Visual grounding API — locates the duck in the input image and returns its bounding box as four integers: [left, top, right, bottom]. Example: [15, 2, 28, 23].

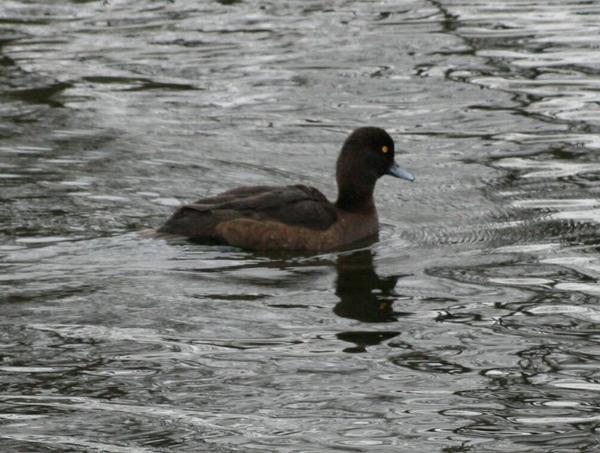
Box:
[157, 127, 415, 251]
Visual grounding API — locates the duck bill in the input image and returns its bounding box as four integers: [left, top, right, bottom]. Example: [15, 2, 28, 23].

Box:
[387, 161, 415, 181]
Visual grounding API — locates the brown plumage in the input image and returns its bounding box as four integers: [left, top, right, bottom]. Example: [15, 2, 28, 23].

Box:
[157, 127, 415, 251]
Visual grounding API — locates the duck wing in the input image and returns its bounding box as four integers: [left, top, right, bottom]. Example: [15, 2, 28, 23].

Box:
[157, 184, 337, 241]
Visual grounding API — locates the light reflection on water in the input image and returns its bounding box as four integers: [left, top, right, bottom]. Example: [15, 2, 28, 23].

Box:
[2, 0, 600, 451]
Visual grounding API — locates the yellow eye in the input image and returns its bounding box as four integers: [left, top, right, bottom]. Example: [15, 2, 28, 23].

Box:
[381, 145, 389, 153]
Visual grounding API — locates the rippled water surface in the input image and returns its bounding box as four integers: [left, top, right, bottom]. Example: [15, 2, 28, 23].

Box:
[2, 0, 600, 451]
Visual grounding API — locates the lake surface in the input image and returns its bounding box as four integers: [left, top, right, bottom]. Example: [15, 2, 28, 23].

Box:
[2, 0, 600, 451]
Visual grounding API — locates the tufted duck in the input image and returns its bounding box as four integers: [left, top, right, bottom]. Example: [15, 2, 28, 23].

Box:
[157, 127, 414, 251]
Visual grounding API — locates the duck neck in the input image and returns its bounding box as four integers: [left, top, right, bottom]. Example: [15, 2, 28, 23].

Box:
[335, 182, 376, 213]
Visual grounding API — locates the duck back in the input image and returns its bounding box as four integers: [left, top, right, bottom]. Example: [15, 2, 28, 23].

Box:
[157, 184, 338, 244]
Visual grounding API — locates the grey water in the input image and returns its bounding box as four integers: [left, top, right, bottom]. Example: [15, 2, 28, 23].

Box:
[2, 0, 600, 451]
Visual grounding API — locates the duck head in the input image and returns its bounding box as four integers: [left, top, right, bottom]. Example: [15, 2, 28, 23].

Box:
[335, 127, 415, 211]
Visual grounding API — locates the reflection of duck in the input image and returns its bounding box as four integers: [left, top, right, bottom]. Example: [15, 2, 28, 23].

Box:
[336, 330, 400, 354]
[334, 249, 406, 352]
[157, 127, 414, 251]
[334, 249, 407, 323]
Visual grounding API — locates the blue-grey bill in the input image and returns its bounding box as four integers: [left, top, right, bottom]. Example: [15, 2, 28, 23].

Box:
[387, 161, 415, 181]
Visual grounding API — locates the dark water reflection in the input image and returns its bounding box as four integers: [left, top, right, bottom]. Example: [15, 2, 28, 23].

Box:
[3, 0, 600, 451]
[335, 249, 405, 324]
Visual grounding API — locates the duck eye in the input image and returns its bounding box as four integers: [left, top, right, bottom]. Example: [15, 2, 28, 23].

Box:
[381, 145, 389, 153]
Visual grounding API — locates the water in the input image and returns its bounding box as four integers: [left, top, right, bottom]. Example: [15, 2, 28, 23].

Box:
[2, 0, 600, 451]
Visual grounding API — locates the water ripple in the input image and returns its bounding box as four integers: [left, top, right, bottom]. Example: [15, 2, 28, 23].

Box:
[3, 0, 600, 451]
